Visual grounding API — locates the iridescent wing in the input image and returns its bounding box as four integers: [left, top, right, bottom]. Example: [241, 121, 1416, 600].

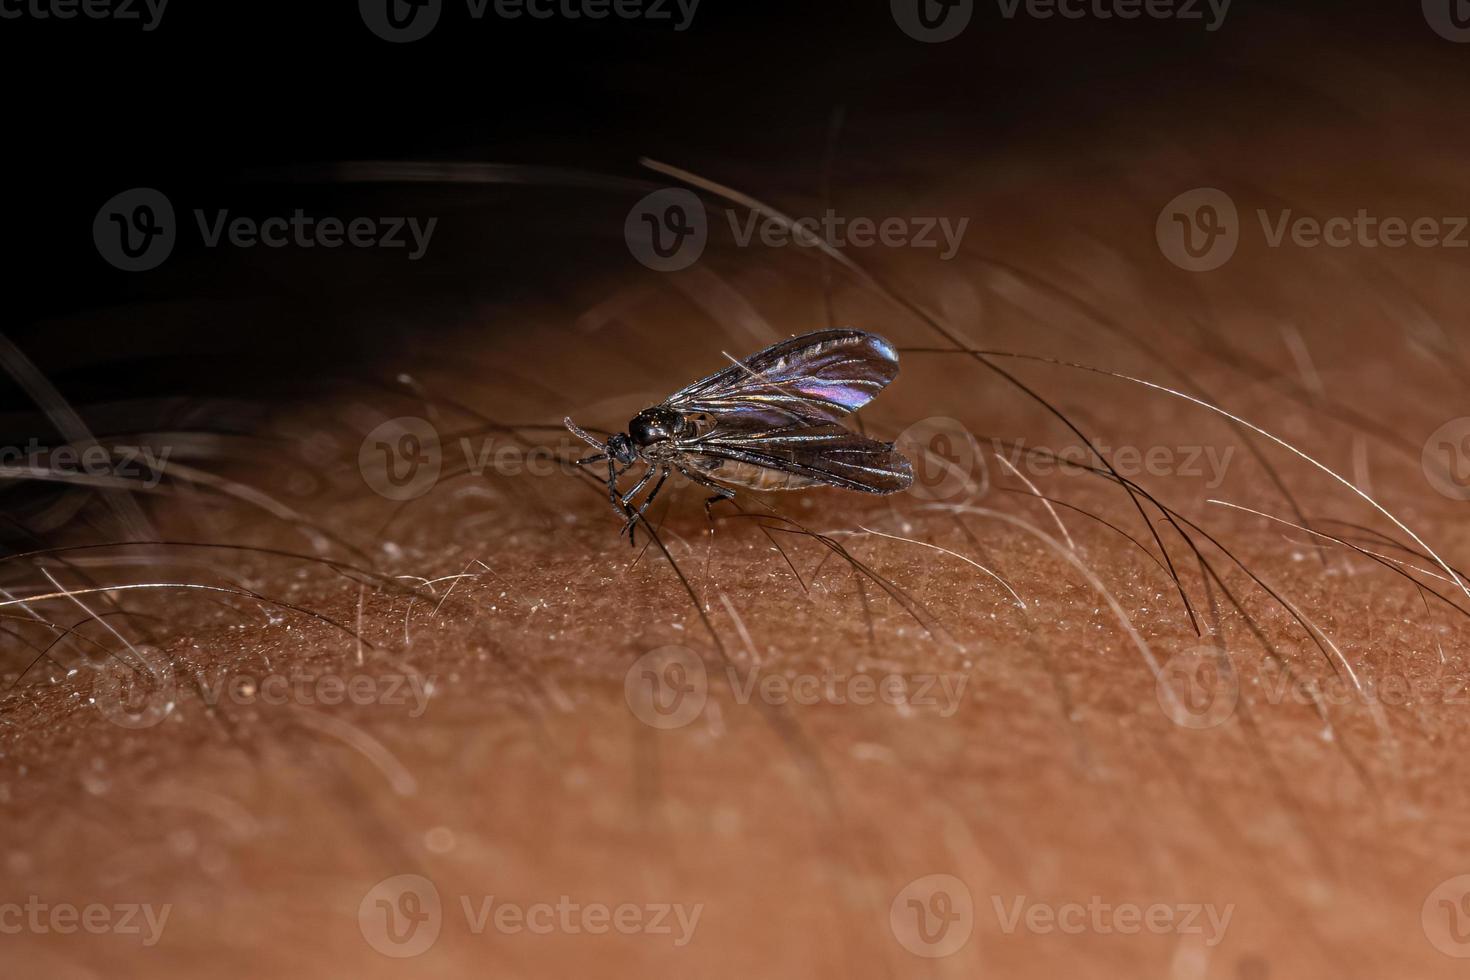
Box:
[662, 329, 901, 427]
[678, 419, 913, 494]
[661, 329, 911, 494]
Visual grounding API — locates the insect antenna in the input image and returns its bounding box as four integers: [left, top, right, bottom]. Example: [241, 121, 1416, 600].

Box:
[563, 416, 606, 451]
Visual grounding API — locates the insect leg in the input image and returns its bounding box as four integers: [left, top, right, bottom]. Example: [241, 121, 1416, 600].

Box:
[575, 453, 607, 466]
[619, 463, 659, 510]
[673, 463, 736, 517]
[607, 456, 633, 520]
[621, 466, 670, 539]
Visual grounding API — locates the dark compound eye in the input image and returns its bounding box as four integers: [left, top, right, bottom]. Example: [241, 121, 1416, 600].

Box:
[608, 434, 637, 464]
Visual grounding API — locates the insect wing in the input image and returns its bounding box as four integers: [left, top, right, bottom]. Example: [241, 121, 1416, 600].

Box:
[680, 419, 914, 494]
[663, 329, 900, 426]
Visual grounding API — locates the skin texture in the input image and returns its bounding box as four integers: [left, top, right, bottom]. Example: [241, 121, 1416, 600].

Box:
[6, 5, 1470, 978]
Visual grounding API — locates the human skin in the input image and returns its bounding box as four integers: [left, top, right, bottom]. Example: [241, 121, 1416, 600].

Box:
[6, 7, 1470, 979]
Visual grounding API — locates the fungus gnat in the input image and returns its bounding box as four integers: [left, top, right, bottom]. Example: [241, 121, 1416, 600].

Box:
[566, 329, 913, 541]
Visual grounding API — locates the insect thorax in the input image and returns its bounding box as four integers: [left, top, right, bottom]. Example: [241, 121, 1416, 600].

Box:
[628, 406, 690, 447]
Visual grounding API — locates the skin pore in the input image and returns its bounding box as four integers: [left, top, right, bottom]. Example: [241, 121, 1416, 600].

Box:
[5, 7, 1470, 979]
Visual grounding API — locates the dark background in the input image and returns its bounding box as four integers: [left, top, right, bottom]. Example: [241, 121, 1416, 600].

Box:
[0, 0, 1453, 394]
